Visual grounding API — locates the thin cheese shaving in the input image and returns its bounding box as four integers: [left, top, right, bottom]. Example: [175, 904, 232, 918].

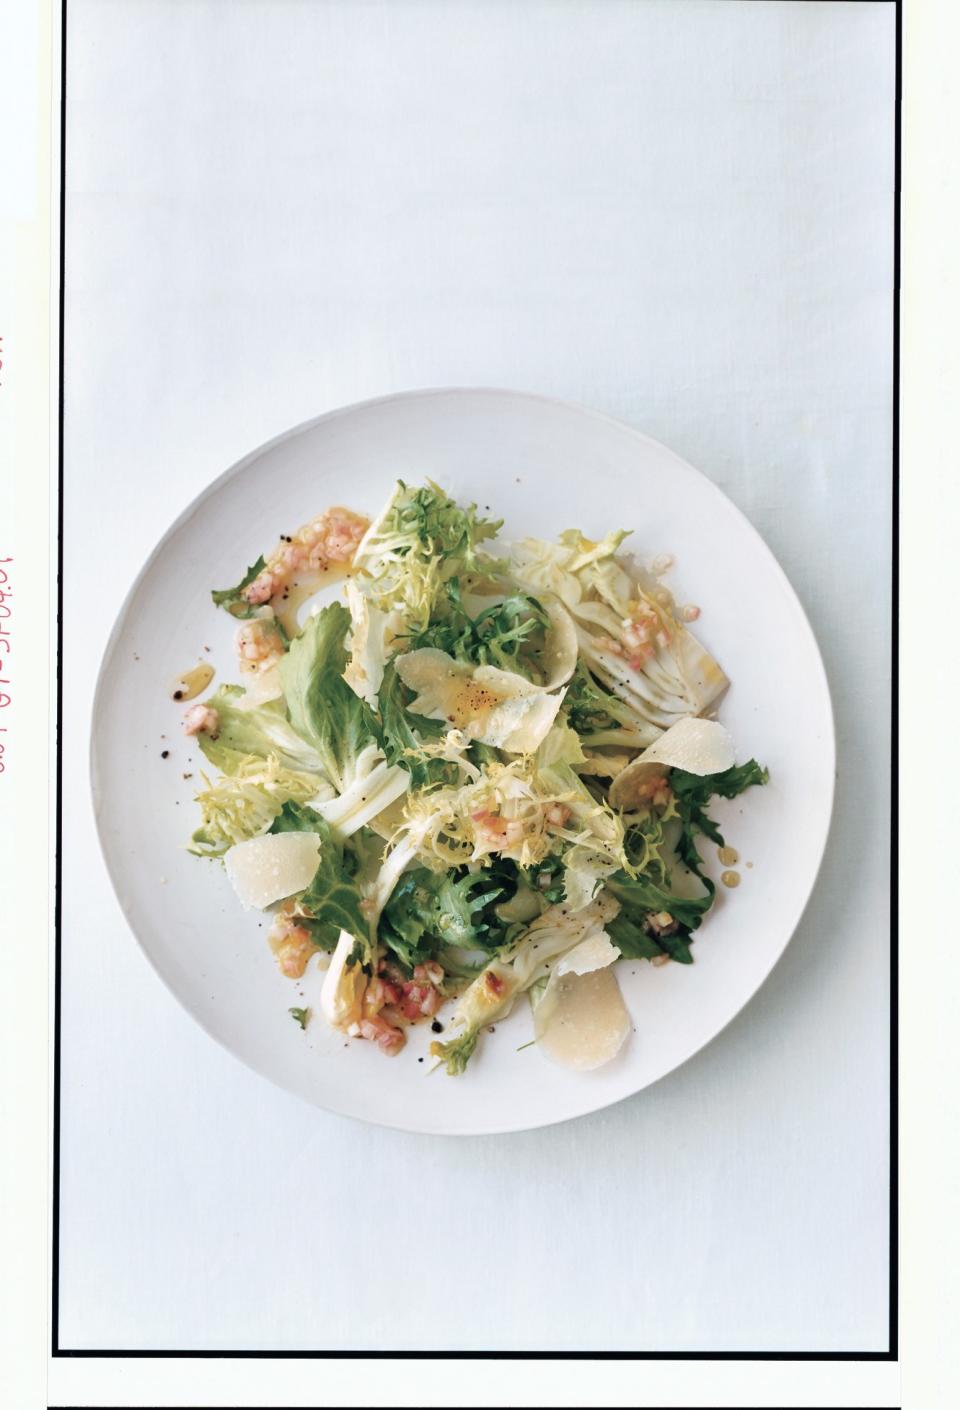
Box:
[224, 832, 322, 910]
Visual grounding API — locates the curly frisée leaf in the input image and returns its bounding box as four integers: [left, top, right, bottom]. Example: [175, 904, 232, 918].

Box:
[604, 871, 713, 964]
[378, 868, 505, 974]
[402, 577, 577, 687]
[188, 754, 326, 858]
[351, 480, 502, 630]
[390, 755, 567, 871]
[668, 759, 769, 878]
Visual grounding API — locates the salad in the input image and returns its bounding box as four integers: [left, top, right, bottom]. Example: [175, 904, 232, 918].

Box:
[177, 481, 767, 1075]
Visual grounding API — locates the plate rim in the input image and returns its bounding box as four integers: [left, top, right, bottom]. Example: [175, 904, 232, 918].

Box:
[88, 385, 836, 1135]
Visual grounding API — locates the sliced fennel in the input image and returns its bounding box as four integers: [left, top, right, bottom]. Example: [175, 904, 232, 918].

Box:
[512, 529, 728, 743]
[429, 894, 620, 1074]
[189, 754, 328, 858]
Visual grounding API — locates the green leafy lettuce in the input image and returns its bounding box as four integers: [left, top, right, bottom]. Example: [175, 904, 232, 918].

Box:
[605, 872, 712, 964]
[196, 684, 329, 778]
[563, 660, 654, 750]
[280, 605, 409, 834]
[188, 755, 326, 858]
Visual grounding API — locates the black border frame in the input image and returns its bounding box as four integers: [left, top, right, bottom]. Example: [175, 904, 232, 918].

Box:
[50, 0, 901, 1366]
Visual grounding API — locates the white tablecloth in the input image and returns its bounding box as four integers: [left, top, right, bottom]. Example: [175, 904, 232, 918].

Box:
[61, 0, 895, 1352]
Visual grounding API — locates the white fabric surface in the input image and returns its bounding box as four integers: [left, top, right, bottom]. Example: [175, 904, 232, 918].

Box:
[61, 0, 895, 1352]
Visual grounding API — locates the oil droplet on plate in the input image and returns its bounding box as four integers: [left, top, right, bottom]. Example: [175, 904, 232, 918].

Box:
[718, 845, 739, 866]
[172, 661, 215, 701]
[721, 869, 741, 889]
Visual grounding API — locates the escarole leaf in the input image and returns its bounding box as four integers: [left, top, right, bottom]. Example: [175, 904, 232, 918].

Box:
[196, 684, 328, 778]
[279, 607, 410, 835]
[280, 603, 382, 790]
[211, 557, 267, 619]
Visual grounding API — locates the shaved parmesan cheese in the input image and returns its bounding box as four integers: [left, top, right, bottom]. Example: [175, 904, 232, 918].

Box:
[556, 929, 622, 977]
[484, 686, 565, 754]
[638, 716, 735, 774]
[534, 968, 632, 1071]
[529, 927, 629, 1071]
[395, 648, 566, 755]
[223, 832, 321, 910]
[610, 717, 735, 810]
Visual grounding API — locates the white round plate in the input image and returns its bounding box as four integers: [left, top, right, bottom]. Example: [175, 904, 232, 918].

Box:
[92, 388, 834, 1135]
